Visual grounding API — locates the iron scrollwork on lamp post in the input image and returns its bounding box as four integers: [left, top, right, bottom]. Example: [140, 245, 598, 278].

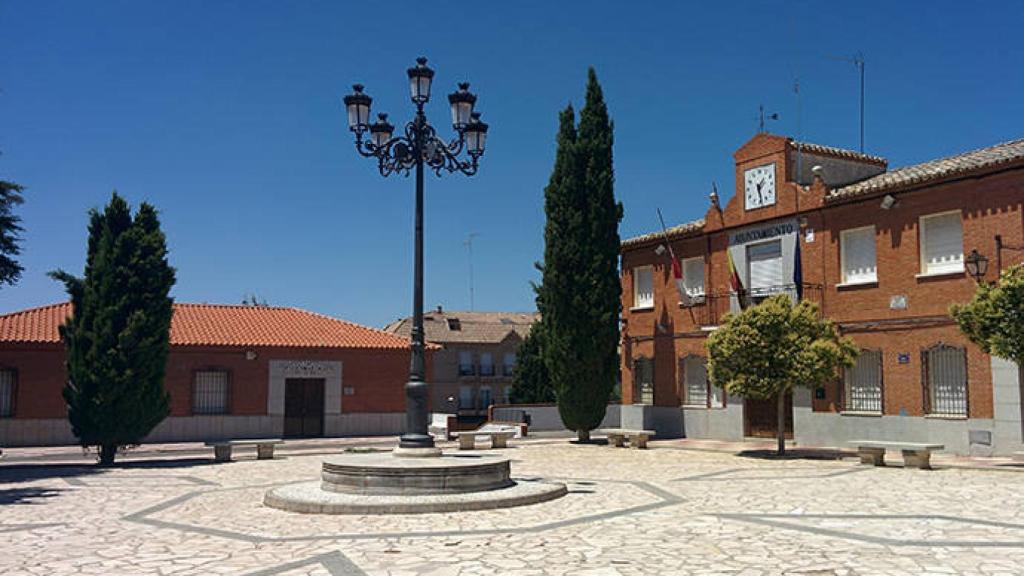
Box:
[343, 57, 488, 453]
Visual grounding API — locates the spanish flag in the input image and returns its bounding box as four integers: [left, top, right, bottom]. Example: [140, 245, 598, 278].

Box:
[727, 248, 747, 310]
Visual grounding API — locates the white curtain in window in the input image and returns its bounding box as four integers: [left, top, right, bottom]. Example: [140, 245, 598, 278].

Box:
[747, 241, 783, 293]
[842, 227, 877, 283]
[194, 370, 228, 415]
[0, 369, 14, 417]
[922, 213, 963, 274]
[634, 267, 654, 308]
[683, 257, 705, 297]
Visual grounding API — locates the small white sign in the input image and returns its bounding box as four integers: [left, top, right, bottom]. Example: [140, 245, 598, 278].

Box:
[804, 228, 815, 243]
[890, 295, 907, 310]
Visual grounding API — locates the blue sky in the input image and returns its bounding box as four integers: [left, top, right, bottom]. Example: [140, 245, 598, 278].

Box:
[2, 1, 1022, 328]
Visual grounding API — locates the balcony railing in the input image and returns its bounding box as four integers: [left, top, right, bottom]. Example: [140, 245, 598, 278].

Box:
[684, 283, 823, 327]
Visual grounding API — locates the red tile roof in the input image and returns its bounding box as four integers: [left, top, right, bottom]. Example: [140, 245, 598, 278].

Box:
[0, 303, 413, 350]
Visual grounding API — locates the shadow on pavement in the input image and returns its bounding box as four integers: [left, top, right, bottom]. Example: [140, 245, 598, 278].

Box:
[737, 448, 852, 461]
[0, 486, 64, 505]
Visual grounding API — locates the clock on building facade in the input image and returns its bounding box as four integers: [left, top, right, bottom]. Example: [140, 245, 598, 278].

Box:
[744, 163, 776, 210]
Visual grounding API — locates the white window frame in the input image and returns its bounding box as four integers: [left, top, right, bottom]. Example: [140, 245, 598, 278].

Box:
[682, 257, 705, 301]
[193, 370, 229, 415]
[632, 266, 654, 310]
[918, 210, 964, 277]
[839, 226, 878, 286]
[747, 240, 784, 298]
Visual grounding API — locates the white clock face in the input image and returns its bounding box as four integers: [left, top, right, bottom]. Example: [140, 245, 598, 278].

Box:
[744, 163, 776, 210]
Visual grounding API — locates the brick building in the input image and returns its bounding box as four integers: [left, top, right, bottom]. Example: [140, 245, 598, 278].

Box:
[384, 307, 538, 418]
[620, 134, 1024, 455]
[0, 302, 419, 446]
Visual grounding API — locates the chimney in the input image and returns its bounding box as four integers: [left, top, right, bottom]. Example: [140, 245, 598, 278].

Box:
[436, 304, 443, 313]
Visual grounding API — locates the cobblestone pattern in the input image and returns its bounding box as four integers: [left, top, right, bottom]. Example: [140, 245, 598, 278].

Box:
[3, 440, 1024, 575]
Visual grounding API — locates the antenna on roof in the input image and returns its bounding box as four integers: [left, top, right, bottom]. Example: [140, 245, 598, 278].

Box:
[463, 232, 479, 311]
[794, 77, 803, 182]
[830, 52, 865, 152]
[758, 104, 779, 133]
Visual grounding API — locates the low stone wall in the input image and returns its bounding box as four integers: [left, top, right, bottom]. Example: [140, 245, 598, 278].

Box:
[490, 404, 620, 432]
[0, 412, 406, 447]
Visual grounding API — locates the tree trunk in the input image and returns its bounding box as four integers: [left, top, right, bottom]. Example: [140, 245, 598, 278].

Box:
[577, 429, 590, 443]
[99, 444, 117, 466]
[776, 393, 786, 456]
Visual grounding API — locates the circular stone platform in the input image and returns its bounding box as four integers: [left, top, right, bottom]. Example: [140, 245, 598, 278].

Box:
[263, 452, 567, 514]
[264, 477, 567, 514]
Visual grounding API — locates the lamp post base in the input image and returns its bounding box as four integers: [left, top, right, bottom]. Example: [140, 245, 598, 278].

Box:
[393, 445, 443, 458]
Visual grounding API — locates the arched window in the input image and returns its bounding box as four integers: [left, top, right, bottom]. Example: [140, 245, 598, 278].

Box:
[923, 344, 967, 417]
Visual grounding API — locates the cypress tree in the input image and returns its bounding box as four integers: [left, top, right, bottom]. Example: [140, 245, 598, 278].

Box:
[51, 192, 176, 465]
[510, 320, 555, 404]
[0, 180, 26, 288]
[538, 69, 622, 441]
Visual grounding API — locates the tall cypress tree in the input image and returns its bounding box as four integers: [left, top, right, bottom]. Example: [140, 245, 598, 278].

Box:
[538, 69, 622, 441]
[51, 193, 176, 465]
[0, 180, 26, 288]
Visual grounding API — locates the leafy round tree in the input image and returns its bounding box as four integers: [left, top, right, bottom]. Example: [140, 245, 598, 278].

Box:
[510, 320, 555, 404]
[51, 192, 176, 465]
[536, 69, 622, 441]
[952, 264, 1024, 385]
[706, 294, 857, 455]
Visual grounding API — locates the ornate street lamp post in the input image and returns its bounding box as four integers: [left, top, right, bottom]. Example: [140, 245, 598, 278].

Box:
[343, 58, 488, 453]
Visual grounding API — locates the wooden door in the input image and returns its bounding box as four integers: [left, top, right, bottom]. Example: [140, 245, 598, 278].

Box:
[744, 393, 793, 439]
[284, 378, 324, 437]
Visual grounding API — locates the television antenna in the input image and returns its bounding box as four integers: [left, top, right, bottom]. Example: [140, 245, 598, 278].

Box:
[831, 52, 865, 152]
[463, 232, 479, 310]
[758, 104, 779, 133]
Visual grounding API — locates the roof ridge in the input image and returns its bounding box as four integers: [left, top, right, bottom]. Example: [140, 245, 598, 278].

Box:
[0, 302, 71, 319]
[286, 307, 412, 341]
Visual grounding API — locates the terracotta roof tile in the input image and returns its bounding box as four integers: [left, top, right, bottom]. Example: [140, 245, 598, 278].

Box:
[621, 218, 705, 249]
[384, 310, 538, 345]
[0, 303, 412, 350]
[828, 138, 1024, 202]
[790, 140, 887, 165]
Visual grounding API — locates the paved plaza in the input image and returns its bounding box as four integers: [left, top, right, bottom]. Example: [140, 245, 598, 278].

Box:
[3, 437, 1024, 575]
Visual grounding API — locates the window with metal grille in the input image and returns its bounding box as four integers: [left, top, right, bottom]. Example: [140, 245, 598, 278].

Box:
[844, 349, 882, 412]
[681, 356, 724, 408]
[193, 370, 229, 415]
[0, 369, 15, 417]
[458, 351, 474, 376]
[633, 357, 654, 405]
[683, 257, 705, 299]
[924, 344, 967, 416]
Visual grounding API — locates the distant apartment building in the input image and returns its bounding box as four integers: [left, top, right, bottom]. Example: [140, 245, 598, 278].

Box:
[620, 133, 1024, 455]
[385, 307, 538, 416]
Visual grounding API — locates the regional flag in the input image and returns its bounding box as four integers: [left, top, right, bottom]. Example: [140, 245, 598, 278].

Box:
[727, 248, 748, 310]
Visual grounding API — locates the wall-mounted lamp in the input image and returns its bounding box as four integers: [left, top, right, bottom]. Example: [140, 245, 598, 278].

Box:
[654, 244, 667, 256]
[245, 350, 258, 361]
[880, 194, 898, 210]
[965, 249, 989, 283]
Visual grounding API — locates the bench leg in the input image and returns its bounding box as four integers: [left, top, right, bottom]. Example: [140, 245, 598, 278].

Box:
[858, 447, 885, 466]
[902, 449, 932, 470]
[458, 435, 475, 450]
[630, 435, 648, 449]
[257, 444, 275, 460]
[609, 435, 625, 448]
[492, 435, 508, 449]
[214, 445, 232, 463]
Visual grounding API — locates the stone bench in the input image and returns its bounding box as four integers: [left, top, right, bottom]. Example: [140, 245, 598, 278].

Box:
[597, 428, 657, 449]
[453, 430, 516, 450]
[204, 439, 284, 462]
[849, 440, 945, 470]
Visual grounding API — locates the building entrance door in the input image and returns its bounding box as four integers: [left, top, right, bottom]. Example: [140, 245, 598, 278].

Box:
[284, 378, 324, 437]
[744, 393, 793, 439]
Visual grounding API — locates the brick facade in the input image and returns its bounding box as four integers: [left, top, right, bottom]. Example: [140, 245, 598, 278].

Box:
[620, 134, 1024, 453]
